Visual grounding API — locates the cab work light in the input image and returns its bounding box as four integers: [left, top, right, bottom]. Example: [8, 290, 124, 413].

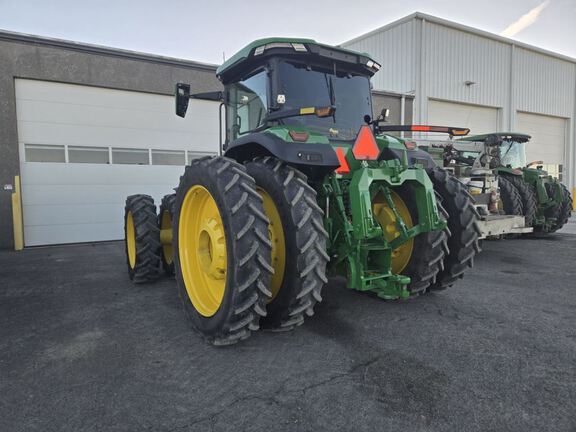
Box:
[352, 125, 379, 160]
[254, 42, 308, 56]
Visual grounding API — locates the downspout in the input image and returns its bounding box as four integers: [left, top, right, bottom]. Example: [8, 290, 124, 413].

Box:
[572, 67, 576, 208]
[508, 44, 515, 131]
[419, 18, 426, 124]
[400, 95, 406, 138]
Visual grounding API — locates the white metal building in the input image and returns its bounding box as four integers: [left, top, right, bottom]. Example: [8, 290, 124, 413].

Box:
[343, 12, 576, 189]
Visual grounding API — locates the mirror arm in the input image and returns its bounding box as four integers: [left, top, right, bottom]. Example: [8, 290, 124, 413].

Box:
[191, 91, 224, 102]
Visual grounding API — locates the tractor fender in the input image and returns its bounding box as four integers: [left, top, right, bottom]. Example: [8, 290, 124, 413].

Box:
[224, 132, 340, 180]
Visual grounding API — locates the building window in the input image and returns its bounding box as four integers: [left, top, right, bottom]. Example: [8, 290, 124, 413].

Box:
[112, 148, 149, 165]
[68, 146, 110, 164]
[24, 144, 66, 163]
[187, 151, 216, 162]
[151, 149, 185, 166]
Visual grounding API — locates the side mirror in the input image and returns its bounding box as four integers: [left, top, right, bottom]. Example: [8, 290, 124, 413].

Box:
[379, 108, 390, 122]
[175, 83, 190, 118]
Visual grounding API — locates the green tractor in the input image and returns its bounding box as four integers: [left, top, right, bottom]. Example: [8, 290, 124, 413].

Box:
[123, 38, 480, 345]
[453, 133, 572, 234]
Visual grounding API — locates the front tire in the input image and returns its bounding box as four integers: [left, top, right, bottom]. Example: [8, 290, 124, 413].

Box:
[373, 184, 448, 296]
[173, 156, 273, 345]
[549, 183, 572, 232]
[245, 157, 328, 330]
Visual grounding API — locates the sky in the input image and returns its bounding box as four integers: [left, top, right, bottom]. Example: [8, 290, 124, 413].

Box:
[0, 0, 575, 64]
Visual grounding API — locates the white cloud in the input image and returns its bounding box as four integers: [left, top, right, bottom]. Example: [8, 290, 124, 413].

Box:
[501, 1, 551, 37]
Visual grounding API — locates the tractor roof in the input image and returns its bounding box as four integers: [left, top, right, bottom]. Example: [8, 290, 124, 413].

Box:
[458, 132, 532, 143]
[216, 37, 380, 84]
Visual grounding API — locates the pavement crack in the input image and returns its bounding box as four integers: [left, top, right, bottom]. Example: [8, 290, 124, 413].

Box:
[291, 355, 381, 395]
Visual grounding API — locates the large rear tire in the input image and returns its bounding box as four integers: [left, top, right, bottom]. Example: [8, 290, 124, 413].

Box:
[173, 156, 273, 345]
[124, 194, 162, 283]
[245, 157, 328, 330]
[427, 167, 481, 290]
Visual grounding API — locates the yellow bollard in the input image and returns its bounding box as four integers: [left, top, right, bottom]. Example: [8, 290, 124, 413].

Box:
[11, 175, 24, 251]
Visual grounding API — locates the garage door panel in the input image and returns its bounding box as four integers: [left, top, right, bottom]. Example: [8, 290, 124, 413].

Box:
[18, 120, 216, 150]
[17, 79, 216, 114]
[516, 112, 566, 165]
[22, 203, 121, 226]
[428, 100, 498, 135]
[16, 98, 218, 135]
[24, 223, 122, 247]
[21, 184, 177, 206]
[20, 164, 184, 187]
[21, 184, 179, 207]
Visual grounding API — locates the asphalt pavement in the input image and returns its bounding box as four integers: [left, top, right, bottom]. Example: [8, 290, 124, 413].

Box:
[1, 232, 575, 431]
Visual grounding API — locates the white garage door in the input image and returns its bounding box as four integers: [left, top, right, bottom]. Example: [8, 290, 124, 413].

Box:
[516, 111, 566, 169]
[428, 100, 499, 135]
[16, 79, 220, 246]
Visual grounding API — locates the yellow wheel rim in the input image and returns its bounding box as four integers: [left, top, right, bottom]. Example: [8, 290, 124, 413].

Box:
[160, 210, 173, 265]
[258, 188, 286, 301]
[373, 190, 414, 274]
[126, 211, 136, 269]
[178, 185, 227, 317]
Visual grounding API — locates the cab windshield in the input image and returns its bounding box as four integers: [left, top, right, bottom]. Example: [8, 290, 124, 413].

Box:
[499, 141, 526, 168]
[275, 61, 372, 141]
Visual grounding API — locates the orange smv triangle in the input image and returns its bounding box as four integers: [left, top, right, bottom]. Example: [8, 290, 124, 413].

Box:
[335, 147, 350, 174]
[352, 125, 379, 160]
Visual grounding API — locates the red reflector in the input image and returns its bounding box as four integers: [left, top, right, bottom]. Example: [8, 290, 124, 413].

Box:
[411, 125, 431, 132]
[335, 147, 350, 174]
[404, 141, 417, 150]
[289, 130, 309, 142]
[352, 125, 379, 160]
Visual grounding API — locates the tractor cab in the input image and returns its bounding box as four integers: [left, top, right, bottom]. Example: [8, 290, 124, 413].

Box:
[216, 38, 379, 145]
[457, 132, 531, 169]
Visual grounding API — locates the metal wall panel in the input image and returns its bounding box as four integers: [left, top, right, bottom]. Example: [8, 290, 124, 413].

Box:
[514, 48, 576, 118]
[342, 21, 417, 94]
[424, 22, 510, 109]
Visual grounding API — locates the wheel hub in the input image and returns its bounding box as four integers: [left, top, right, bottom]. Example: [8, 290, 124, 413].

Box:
[373, 190, 414, 275]
[198, 218, 226, 280]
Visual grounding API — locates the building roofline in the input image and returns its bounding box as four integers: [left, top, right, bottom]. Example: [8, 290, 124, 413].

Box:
[372, 89, 415, 99]
[0, 28, 219, 72]
[342, 12, 576, 65]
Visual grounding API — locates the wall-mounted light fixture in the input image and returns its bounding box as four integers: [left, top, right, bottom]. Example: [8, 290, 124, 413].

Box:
[465, 80, 476, 86]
